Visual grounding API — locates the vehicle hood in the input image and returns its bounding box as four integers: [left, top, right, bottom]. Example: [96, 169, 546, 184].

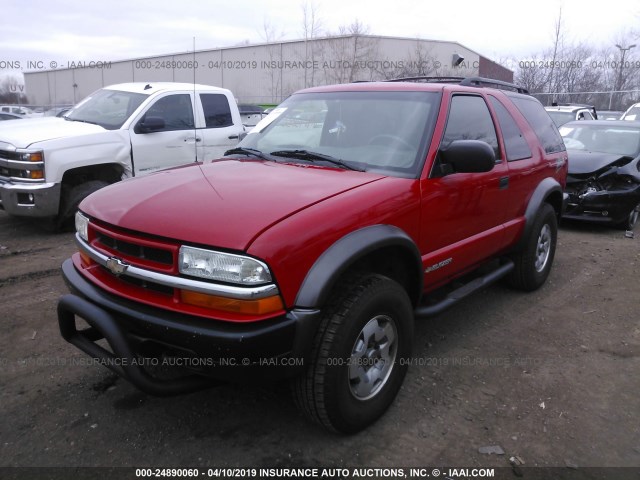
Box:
[567, 150, 634, 175]
[0, 117, 106, 148]
[80, 159, 385, 250]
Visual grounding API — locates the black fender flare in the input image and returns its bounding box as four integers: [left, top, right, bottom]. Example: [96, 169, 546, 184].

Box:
[294, 224, 423, 308]
[515, 177, 564, 251]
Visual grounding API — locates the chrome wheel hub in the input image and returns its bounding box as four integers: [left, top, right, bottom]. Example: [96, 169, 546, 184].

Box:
[535, 224, 552, 272]
[349, 315, 397, 400]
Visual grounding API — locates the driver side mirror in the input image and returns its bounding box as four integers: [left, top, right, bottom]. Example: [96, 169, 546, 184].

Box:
[438, 140, 496, 174]
[136, 116, 165, 134]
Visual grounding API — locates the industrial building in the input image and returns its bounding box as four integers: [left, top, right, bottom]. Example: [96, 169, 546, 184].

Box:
[24, 34, 513, 106]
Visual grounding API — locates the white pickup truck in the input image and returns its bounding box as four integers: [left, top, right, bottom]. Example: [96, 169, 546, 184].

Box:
[0, 82, 245, 228]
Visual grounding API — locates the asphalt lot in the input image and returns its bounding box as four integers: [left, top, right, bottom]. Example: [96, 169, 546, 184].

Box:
[0, 210, 638, 478]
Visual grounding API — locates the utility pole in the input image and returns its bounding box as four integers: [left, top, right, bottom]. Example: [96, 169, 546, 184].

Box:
[615, 43, 636, 110]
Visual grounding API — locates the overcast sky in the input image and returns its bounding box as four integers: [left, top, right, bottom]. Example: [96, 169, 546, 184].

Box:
[1, 0, 639, 75]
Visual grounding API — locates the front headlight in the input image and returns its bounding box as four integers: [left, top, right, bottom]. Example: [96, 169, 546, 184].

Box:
[75, 211, 89, 241]
[179, 246, 272, 285]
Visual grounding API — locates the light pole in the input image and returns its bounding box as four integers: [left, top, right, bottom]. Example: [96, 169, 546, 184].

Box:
[614, 43, 636, 110]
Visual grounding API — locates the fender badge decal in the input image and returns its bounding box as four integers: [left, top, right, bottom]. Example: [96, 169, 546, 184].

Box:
[425, 258, 452, 273]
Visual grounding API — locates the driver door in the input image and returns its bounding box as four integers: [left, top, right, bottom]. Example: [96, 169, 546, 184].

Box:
[129, 93, 200, 175]
[419, 93, 510, 285]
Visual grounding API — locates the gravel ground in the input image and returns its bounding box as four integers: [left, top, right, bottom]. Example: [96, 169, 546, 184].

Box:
[0, 210, 638, 479]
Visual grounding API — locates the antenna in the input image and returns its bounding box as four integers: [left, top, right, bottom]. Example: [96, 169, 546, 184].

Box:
[193, 37, 197, 162]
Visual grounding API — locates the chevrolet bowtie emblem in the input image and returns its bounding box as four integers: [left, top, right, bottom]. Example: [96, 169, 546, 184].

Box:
[106, 256, 129, 276]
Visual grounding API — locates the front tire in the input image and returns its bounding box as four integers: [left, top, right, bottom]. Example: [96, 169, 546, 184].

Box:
[54, 180, 109, 232]
[292, 274, 413, 433]
[506, 203, 558, 291]
[617, 202, 639, 230]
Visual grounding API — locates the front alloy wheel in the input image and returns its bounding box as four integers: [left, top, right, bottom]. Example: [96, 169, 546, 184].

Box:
[349, 315, 398, 400]
[293, 273, 413, 433]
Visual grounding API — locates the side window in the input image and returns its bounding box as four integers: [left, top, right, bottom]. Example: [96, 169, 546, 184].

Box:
[489, 96, 532, 161]
[143, 94, 194, 131]
[511, 96, 565, 154]
[441, 95, 499, 157]
[200, 94, 233, 128]
[583, 111, 593, 120]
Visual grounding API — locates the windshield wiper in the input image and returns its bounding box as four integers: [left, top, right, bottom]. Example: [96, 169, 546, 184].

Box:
[64, 117, 99, 125]
[224, 147, 271, 161]
[269, 149, 362, 171]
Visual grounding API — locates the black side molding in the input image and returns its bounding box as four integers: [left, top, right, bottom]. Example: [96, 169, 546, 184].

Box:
[295, 225, 423, 308]
[516, 177, 563, 251]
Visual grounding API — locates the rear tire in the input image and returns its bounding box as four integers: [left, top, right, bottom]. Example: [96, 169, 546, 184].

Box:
[292, 273, 413, 433]
[506, 203, 557, 291]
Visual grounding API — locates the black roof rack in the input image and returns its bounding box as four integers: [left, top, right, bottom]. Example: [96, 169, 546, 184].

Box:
[385, 76, 529, 95]
[387, 76, 466, 84]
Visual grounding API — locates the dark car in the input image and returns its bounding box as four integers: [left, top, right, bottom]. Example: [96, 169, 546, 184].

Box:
[559, 120, 640, 229]
[0, 112, 23, 121]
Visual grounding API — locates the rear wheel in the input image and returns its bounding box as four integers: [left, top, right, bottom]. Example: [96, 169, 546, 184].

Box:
[506, 203, 558, 291]
[292, 273, 413, 433]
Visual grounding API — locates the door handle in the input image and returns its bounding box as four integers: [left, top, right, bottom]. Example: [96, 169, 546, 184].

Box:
[228, 135, 239, 139]
[499, 176, 509, 189]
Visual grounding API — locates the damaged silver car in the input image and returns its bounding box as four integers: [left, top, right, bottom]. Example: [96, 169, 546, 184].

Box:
[559, 120, 640, 229]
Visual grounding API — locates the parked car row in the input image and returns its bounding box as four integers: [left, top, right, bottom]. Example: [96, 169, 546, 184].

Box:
[545, 101, 640, 125]
[0, 104, 74, 118]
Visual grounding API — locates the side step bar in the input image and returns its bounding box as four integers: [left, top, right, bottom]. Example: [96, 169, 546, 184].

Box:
[414, 260, 514, 318]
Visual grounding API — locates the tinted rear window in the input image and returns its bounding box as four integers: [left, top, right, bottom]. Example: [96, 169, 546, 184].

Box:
[200, 94, 233, 128]
[511, 97, 565, 154]
[489, 96, 532, 161]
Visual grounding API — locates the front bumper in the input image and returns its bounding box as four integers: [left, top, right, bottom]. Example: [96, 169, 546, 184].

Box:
[0, 180, 60, 217]
[563, 187, 640, 225]
[58, 259, 322, 395]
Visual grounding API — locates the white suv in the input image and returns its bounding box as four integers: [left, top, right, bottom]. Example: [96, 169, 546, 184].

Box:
[545, 104, 597, 127]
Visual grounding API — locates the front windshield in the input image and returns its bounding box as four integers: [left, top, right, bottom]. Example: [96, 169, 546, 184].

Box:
[66, 89, 148, 130]
[559, 124, 640, 156]
[546, 111, 575, 127]
[239, 90, 439, 178]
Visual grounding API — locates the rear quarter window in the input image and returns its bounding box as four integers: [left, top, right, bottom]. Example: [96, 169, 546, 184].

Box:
[489, 96, 532, 161]
[511, 96, 566, 154]
[200, 94, 233, 128]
